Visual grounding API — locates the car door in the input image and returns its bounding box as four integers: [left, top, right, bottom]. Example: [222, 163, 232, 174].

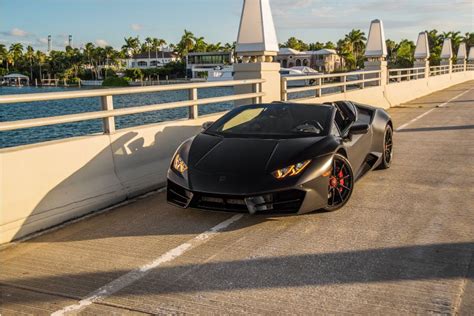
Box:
[334, 102, 373, 177]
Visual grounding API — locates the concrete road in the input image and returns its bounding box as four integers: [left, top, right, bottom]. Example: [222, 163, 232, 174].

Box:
[1, 81, 473, 315]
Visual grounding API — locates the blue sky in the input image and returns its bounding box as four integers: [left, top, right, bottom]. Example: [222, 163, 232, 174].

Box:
[1, 0, 472, 51]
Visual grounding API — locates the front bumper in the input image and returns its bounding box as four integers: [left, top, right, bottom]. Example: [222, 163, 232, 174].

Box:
[167, 177, 328, 215]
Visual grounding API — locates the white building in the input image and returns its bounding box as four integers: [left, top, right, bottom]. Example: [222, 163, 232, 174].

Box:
[277, 48, 345, 73]
[125, 52, 179, 69]
[186, 52, 234, 79]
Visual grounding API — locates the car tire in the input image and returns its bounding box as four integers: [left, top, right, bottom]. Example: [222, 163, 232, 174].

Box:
[322, 153, 354, 212]
[377, 124, 394, 170]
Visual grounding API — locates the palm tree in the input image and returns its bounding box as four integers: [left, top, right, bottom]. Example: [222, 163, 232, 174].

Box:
[344, 29, 366, 63]
[194, 37, 207, 52]
[84, 42, 96, 79]
[25, 45, 35, 80]
[144, 37, 153, 60]
[151, 38, 167, 66]
[35, 50, 47, 80]
[385, 39, 397, 64]
[8, 43, 24, 69]
[177, 30, 195, 57]
[0, 44, 7, 71]
[122, 36, 140, 57]
[464, 32, 474, 50]
[207, 42, 224, 52]
[103, 46, 115, 78]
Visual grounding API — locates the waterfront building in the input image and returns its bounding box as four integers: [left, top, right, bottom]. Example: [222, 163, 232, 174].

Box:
[124, 51, 179, 69]
[186, 51, 234, 79]
[276, 48, 345, 73]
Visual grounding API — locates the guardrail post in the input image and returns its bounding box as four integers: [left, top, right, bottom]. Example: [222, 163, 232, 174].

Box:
[281, 79, 288, 102]
[342, 75, 347, 93]
[317, 78, 322, 97]
[188, 88, 198, 119]
[360, 73, 365, 89]
[253, 81, 263, 104]
[101, 95, 115, 134]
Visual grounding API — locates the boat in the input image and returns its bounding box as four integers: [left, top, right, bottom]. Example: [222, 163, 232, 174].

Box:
[280, 66, 320, 87]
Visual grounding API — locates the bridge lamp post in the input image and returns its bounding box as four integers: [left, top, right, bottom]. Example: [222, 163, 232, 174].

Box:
[233, 0, 281, 104]
[469, 47, 474, 66]
[456, 43, 467, 72]
[414, 32, 430, 79]
[440, 38, 453, 74]
[364, 19, 388, 86]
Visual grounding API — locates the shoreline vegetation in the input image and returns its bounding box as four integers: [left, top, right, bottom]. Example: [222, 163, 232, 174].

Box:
[0, 30, 472, 88]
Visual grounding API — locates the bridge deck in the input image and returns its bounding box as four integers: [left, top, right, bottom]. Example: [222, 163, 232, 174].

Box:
[1, 81, 473, 315]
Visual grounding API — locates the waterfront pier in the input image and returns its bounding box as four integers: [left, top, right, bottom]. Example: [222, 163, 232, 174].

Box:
[1, 0, 473, 313]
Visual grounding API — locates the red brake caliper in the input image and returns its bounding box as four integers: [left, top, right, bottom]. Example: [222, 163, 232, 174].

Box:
[338, 170, 344, 192]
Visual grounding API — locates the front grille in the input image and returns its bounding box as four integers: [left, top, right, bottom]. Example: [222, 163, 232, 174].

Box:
[167, 181, 306, 214]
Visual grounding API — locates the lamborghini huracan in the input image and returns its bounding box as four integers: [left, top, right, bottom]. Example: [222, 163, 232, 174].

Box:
[167, 101, 393, 214]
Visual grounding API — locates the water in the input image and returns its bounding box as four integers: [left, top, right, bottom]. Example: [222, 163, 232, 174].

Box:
[0, 86, 234, 148]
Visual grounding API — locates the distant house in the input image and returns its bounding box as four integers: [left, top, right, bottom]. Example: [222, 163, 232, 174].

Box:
[125, 52, 179, 69]
[186, 52, 234, 79]
[277, 48, 345, 73]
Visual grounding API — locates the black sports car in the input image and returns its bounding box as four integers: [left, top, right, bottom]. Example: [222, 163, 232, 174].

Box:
[167, 101, 393, 214]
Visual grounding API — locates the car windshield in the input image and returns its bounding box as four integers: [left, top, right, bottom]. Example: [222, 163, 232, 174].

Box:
[205, 103, 333, 138]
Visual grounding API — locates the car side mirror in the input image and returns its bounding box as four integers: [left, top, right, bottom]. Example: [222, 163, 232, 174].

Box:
[201, 121, 214, 131]
[349, 123, 369, 135]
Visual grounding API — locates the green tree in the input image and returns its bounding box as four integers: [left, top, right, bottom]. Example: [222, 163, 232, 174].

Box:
[464, 32, 474, 49]
[122, 36, 141, 56]
[207, 42, 224, 52]
[309, 42, 324, 51]
[0, 44, 7, 72]
[281, 37, 309, 51]
[344, 29, 366, 67]
[395, 39, 416, 67]
[324, 41, 336, 49]
[194, 37, 208, 52]
[177, 30, 195, 57]
[386, 39, 397, 65]
[8, 43, 24, 70]
[25, 45, 35, 80]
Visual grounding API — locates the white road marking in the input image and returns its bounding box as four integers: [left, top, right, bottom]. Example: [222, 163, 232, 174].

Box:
[396, 88, 473, 132]
[51, 214, 244, 315]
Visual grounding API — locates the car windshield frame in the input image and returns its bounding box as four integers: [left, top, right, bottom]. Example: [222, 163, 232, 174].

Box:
[204, 103, 335, 139]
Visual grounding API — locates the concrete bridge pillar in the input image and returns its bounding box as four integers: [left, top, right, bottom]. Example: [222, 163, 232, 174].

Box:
[440, 38, 453, 74]
[364, 19, 388, 86]
[414, 32, 430, 78]
[469, 47, 474, 65]
[233, 0, 281, 104]
[456, 43, 467, 71]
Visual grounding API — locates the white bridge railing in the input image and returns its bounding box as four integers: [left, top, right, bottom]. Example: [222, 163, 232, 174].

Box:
[281, 70, 382, 101]
[452, 64, 466, 73]
[388, 67, 426, 82]
[0, 79, 264, 134]
[430, 65, 450, 76]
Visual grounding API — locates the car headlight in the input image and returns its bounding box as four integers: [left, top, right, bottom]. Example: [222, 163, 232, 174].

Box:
[272, 160, 311, 179]
[173, 153, 188, 174]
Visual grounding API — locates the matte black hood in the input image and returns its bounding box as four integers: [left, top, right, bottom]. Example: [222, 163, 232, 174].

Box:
[187, 133, 332, 175]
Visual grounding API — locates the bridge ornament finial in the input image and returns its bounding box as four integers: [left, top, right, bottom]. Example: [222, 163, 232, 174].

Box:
[440, 38, 453, 60]
[469, 47, 474, 63]
[364, 19, 387, 61]
[456, 43, 467, 62]
[235, 0, 279, 63]
[414, 32, 430, 61]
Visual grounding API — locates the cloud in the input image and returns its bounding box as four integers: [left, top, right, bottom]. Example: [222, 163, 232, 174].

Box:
[131, 23, 143, 31]
[1, 27, 29, 37]
[11, 28, 28, 37]
[95, 39, 109, 47]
